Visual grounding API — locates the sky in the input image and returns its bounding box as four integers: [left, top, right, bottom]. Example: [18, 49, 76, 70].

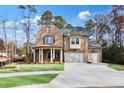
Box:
[0, 5, 112, 47]
[0, 5, 112, 26]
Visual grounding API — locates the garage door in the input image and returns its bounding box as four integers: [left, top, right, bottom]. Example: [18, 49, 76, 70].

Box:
[64, 52, 84, 63]
[88, 53, 99, 63]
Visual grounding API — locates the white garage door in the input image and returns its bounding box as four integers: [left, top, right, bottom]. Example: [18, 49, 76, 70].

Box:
[88, 53, 99, 63]
[64, 52, 84, 63]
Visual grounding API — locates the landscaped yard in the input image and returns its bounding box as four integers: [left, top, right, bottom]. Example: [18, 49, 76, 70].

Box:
[0, 63, 64, 73]
[0, 74, 58, 88]
[108, 64, 124, 71]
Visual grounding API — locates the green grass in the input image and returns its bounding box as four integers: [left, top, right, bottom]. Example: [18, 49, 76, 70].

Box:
[108, 64, 124, 71]
[0, 63, 64, 73]
[0, 74, 58, 88]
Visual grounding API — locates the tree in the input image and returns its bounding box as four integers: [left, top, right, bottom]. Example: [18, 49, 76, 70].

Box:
[0, 19, 8, 54]
[94, 15, 111, 43]
[19, 42, 33, 62]
[54, 16, 66, 28]
[84, 14, 111, 44]
[19, 5, 37, 63]
[7, 41, 17, 57]
[102, 6, 124, 64]
[0, 38, 4, 50]
[41, 10, 53, 24]
[40, 10, 72, 29]
[13, 19, 18, 56]
[84, 19, 95, 36]
[65, 24, 73, 29]
[110, 5, 124, 47]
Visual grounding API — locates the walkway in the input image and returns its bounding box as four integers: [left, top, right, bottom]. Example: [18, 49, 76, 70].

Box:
[0, 71, 63, 78]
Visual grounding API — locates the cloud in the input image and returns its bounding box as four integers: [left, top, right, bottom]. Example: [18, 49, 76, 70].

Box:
[78, 11, 91, 20]
[20, 19, 29, 24]
[32, 16, 41, 25]
[20, 15, 41, 26]
[15, 22, 20, 26]
[5, 21, 15, 29]
[4, 21, 20, 29]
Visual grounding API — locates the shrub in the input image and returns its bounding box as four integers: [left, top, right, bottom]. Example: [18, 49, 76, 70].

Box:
[103, 45, 124, 65]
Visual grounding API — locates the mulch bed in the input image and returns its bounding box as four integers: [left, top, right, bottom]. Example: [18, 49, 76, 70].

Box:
[120, 65, 124, 67]
[87, 61, 92, 64]
[0, 66, 16, 69]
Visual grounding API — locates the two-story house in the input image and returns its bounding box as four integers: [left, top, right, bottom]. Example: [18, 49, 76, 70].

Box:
[32, 24, 102, 64]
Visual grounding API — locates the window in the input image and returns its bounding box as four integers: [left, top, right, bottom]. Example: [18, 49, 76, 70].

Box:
[70, 37, 80, 49]
[47, 26, 51, 32]
[44, 36, 54, 44]
[71, 38, 75, 44]
[76, 38, 79, 44]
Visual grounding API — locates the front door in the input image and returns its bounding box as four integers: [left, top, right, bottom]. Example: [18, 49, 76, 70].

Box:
[55, 50, 60, 62]
[43, 49, 51, 62]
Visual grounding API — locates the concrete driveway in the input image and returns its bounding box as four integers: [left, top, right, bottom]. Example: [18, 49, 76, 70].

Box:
[18, 63, 124, 88]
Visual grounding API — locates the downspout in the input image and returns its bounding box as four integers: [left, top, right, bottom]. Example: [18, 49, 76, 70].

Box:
[62, 34, 64, 63]
[86, 36, 89, 63]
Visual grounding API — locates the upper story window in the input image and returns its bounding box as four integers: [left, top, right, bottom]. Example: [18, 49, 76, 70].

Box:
[47, 26, 51, 32]
[70, 37, 80, 49]
[44, 36, 54, 44]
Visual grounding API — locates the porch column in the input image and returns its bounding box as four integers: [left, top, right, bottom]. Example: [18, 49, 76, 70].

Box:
[53, 49, 55, 62]
[33, 49, 35, 62]
[41, 49, 43, 63]
[39, 49, 41, 63]
[60, 49, 63, 63]
[50, 49, 53, 62]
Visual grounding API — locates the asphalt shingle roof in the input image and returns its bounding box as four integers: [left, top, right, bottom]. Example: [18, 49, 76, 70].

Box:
[59, 27, 88, 36]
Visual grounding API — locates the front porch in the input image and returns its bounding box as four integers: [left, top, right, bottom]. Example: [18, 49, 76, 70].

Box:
[33, 48, 63, 64]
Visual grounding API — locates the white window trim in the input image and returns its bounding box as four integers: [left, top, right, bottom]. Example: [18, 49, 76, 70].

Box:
[47, 27, 51, 32]
[70, 37, 80, 49]
[44, 36, 54, 44]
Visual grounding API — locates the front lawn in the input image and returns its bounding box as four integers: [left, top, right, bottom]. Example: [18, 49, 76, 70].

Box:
[0, 63, 64, 73]
[0, 74, 57, 88]
[108, 64, 124, 71]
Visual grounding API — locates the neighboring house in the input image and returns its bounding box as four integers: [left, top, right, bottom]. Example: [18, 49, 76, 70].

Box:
[0, 50, 7, 57]
[32, 24, 102, 64]
[0, 50, 9, 67]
